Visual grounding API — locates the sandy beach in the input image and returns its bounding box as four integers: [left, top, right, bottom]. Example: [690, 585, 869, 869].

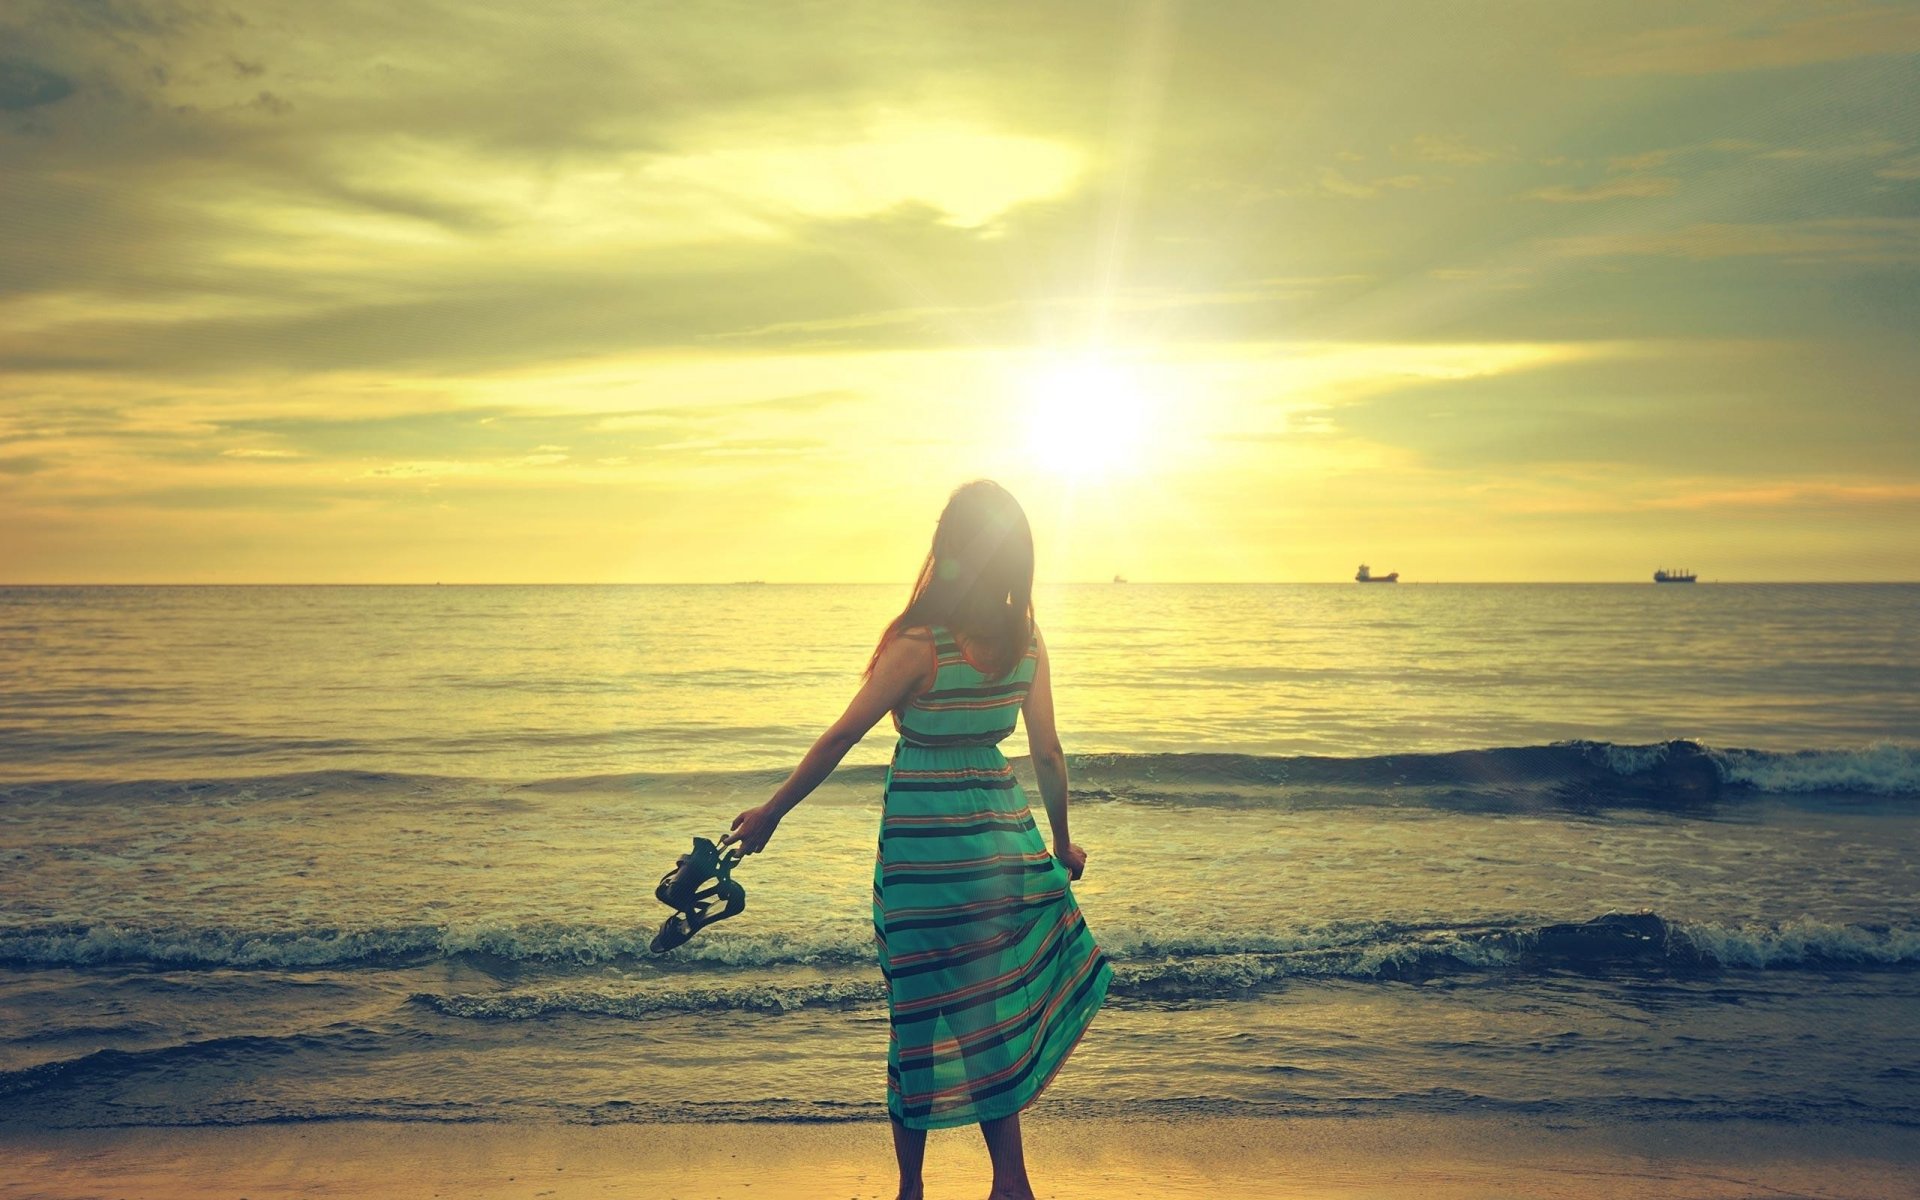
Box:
[6, 1115, 1918, 1200]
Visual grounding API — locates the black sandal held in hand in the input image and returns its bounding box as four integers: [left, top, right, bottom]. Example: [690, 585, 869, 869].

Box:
[649, 836, 747, 953]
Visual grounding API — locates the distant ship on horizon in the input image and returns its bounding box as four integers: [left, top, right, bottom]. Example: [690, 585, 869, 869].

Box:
[1355, 564, 1399, 583]
[1653, 568, 1697, 583]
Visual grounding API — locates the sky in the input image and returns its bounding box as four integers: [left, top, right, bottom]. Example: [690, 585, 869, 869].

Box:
[1, 0, 1917, 583]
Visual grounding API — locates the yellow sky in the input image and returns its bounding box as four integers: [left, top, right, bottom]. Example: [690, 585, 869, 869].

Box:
[2, 0, 1917, 581]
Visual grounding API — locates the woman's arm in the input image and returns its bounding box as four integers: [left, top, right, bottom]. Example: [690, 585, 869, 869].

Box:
[722, 627, 933, 855]
[1022, 625, 1084, 879]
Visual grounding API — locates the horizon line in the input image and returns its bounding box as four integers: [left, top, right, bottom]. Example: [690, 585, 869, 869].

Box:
[2, 579, 1915, 587]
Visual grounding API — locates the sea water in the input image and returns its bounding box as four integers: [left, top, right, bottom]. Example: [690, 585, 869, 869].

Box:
[1, 583, 1916, 1127]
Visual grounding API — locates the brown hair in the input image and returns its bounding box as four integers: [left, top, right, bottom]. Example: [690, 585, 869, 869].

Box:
[865, 479, 1035, 682]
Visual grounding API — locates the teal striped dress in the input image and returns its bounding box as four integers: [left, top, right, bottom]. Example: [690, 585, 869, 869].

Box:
[872, 623, 1112, 1130]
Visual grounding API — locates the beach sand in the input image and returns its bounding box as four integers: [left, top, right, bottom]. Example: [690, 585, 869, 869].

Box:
[5, 1115, 1916, 1200]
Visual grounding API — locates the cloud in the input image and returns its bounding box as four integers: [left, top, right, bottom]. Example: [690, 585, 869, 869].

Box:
[1304, 166, 1452, 199]
[1637, 481, 1920, 511]
[1325, 336, 1920, 477]
[215, 406, 690, 461]
[648, 122, 1084, 228]
[1425, 266, 1533, 291]
[1606, 149, 1676, 172]
[0, 58, 73, 111]
[1396, 134, 1510, 165]
[1480, 477, 1920, 520]
[1, 0, 1917, 580]
[3, 0, 1911, 376]
[0, 220, 990, 374]
[1574, 5, 1920, 76]
[1754, 138, 1908, 163]
[1524, 176, 1679, 202]
[58, 484, 347, 512]
[1538, 218, 1920, 263]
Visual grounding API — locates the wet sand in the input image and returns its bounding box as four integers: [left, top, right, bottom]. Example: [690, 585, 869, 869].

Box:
[5, 1114, 1917, 1200]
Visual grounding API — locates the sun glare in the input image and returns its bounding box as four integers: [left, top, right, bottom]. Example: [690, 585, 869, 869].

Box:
[1022, 356, 1156, 481]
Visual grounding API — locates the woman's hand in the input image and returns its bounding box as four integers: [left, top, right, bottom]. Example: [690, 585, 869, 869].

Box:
[1054, 841, 1087, 881]
[722, 802, 783, 856]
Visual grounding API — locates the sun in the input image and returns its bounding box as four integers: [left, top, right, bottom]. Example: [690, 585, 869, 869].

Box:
[1021, 356, 1155, 480]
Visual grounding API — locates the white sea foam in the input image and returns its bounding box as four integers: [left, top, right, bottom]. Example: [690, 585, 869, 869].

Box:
[1674, 917, 1920, 968]
[9, 913, 1918, 974]
[418, 978, 888, 1020]
[1709, 743, 1920, 796]
[1597, 742, 1673, 775]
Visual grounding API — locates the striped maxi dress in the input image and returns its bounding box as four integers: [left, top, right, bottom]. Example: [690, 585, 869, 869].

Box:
[872, 622, 1113, 1130]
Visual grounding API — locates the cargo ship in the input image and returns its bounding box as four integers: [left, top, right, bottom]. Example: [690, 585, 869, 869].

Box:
[1355, 564, 1399, 583]
[1653, 568, 1697, 583]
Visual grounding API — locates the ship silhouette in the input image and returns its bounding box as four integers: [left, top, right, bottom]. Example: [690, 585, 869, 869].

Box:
[1653, 568, 1697, 583]
[1355, 564, 1399, 583]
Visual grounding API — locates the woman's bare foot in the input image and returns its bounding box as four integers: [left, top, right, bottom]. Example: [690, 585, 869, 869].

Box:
[979, 1111, 1036, 1199]
[890, 1110, 928, 1200]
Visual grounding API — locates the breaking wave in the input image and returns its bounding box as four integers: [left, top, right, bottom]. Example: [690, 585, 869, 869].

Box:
[8, 739, 1913, 810]
[9, 911, 1912, 979]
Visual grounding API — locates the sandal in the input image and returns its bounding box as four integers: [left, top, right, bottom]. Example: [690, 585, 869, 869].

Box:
[649, 836, 747, 953]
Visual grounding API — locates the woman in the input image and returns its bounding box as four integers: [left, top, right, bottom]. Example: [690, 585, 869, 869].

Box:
[723, 478, 1112, 1200]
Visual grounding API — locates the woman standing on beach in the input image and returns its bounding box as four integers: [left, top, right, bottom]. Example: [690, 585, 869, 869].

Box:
[723, 479, 1112, 1200]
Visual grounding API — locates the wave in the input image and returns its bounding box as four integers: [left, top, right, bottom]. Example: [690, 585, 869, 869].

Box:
[413, 912, 1920, 1020]
[1065, 740, 1920, 800]
[1707, 743, 1920, 795]
[0, 1029, 383, 1103]
[0, 921, 679, 970]
[9, 912, 1914, 979]
[8, 739, 1914, 806]
[418, 978, 889, 1020]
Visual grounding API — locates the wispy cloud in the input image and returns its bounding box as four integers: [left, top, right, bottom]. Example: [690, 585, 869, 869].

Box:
[1640, 482, 1920, 511]
[1394, 133, 1513, 165]
[1524, 176, 1679, 203]
[1573, 5, 1920, 76]
[1539, 218, 1920, 263]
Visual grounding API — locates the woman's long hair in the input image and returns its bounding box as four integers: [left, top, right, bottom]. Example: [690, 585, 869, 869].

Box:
[866, 480, 1035, 683]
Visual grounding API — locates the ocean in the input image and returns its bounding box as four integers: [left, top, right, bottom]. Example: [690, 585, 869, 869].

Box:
[1, 583, 1916, 1130]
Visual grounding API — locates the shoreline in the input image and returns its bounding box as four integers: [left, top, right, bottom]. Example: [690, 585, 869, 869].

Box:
[5, 1114, 1917, 1199]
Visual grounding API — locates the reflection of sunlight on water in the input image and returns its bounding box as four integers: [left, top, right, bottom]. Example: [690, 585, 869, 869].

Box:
[2, 584, 1915, 782]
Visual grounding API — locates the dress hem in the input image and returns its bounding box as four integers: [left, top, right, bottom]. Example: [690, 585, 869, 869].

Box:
[885, 957, 1113, 1132]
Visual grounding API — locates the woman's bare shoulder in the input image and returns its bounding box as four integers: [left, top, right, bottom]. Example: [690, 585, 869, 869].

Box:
[877, 625, 936, 663]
